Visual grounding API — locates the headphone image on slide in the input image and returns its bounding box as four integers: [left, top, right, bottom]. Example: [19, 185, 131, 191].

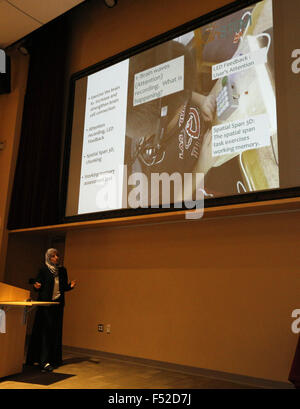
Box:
[126, 40, 201, 172]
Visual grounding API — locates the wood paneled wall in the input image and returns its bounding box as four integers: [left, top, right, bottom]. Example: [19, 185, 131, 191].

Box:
[63, 211, 300, 382]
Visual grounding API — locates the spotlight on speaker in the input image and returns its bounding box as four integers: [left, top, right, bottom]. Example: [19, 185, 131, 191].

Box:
[18, 45, 29, 56]
[103, 0, 118, 8]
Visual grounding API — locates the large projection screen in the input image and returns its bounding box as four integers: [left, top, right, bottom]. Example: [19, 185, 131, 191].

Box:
[62, 0, 300, 221]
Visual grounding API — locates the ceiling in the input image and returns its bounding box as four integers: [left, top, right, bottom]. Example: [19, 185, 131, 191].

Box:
[0, 0, 85, 49]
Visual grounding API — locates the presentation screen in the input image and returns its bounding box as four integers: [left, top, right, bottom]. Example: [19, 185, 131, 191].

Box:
[62, 0, 300, 221]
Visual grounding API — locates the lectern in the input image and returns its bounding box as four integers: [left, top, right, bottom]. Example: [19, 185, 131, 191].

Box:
[0, 282, 58, 378]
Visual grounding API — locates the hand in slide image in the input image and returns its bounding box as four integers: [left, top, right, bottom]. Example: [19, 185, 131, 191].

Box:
[192, 92, 216, 122]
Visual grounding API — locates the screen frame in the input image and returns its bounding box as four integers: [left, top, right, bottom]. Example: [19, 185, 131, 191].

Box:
[60, 0, 300, 224]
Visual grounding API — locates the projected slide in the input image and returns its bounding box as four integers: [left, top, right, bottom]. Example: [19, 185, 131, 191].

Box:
[64, 0, 290, 219]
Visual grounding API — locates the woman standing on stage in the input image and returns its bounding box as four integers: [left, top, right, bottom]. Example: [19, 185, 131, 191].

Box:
[26, 248, 77, 372]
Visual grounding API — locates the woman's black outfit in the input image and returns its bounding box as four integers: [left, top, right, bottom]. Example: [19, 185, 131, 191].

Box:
[26, 266, 72, 368]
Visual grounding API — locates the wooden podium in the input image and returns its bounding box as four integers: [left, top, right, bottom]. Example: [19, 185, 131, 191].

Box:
[0, 282, 58, 378]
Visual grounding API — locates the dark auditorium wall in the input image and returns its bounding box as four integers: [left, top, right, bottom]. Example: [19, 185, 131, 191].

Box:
[0, 50, 29, 280]
[2, 0, 299, 385]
